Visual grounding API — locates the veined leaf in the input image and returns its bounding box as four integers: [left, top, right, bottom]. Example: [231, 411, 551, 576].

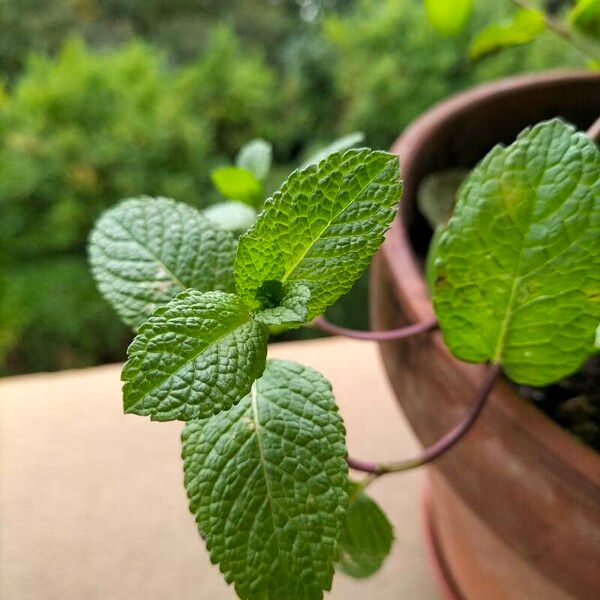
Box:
[211, 166, 264, 207]
[337, 481, 394, 579]
[424, 0, 473, 36]
[302, 132, 365, 169]
[182, 359, 348, 600]
[236, 138, 273, 181]
[432, 119, 600, 386]
[88, 197, 236, 329]
[122, 290, 268, 421]
[235, 149, 401, 320]
[469, 9, 546, 61]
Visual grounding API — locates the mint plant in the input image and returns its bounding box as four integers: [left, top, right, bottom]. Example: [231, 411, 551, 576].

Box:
[89, 147, 401, 598]
[88, 118, 598, 598]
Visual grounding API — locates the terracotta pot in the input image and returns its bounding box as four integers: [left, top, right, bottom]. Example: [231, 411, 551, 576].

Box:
[370, 71, 600, 600]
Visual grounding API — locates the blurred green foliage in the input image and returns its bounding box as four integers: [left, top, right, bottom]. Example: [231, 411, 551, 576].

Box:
[324, 0, 578, 148]
[0, 0, 583, 375]
[0, 257, 131, 374]
[177, 25, 278, 157]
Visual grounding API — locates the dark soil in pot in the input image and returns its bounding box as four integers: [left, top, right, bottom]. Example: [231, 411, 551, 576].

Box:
[518, 356, 600, 452]
[370, 71, 600, 600]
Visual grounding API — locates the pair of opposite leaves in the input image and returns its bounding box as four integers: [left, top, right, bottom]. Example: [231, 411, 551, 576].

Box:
[88, 119, 599, 600]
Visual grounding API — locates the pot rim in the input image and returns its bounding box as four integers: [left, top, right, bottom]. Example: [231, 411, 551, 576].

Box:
[382, 69, 600, 484]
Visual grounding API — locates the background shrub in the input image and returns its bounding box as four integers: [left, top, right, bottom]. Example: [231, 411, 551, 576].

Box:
[0, 39, 215, 261]
[0, 257, 131, 374]
[324, 0, 578, 148]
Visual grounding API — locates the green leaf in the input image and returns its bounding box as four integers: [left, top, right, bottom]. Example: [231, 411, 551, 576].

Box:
[88, 197, 237, 329]
[569, 0, 600, 38]
[203, 201, 257, 234]
[302, 132, 365, 169]
[122, 290, 268, 421]
[426, 225, 445, 293]
[337, 481, 394, 579]
[424, 0, 473, 36]
[211, 166, 264, 207]
[235, 149, 401, 320]
[182, 359, 348, 600]
[417, 168, 469, 229]
[236, 138, 273, 181]
[432, 119, 600, 386]
[253, 282, 311, 329]
[469, 9, 546, 61]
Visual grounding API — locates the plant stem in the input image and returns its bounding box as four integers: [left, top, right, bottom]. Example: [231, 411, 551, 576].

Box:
[313, 315, 438, 341]
[508, 0, 600, 63]
[587, 116, 600, 143]
[347, 364, 502, 476]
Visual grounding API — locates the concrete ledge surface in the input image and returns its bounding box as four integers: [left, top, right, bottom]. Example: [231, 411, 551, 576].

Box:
[0, 337, 438, 600]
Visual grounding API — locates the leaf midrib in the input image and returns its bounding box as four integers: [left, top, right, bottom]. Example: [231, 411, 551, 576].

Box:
[125, 311, 249, 411]
[250, 382, 293, 598]
[491, 191, 536, 364]
[112, 216, 188, 291]
[282, 158, 390, 286]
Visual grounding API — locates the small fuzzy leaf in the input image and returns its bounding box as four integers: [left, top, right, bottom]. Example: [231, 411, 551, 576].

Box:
[203, 201, 257, 234]
[236, 138, 273, 181]
[417, 168, 468, 229]
[211, 166, 264, 206]
[432, 119, 600, 386]
[469, 9, 546, 60]
[302, 132, 365, 169]
[253, 282, 311, 329]
[182, 359, 348, 600]
[337, 482, 394, 579]
[569, 0, 600, 38]
[88, 197, 236, 329]
[426, 225, 445, 293]
[235, 149, 401, 320]
[425, 0, 473, 36]
[122, 290, 268, 421]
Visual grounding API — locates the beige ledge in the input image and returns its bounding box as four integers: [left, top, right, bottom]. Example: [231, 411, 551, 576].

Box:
[0, 337, 438, 600]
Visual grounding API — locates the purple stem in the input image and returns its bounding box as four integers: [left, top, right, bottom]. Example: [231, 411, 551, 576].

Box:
[348, 364, 502, 475]
[313, 315, 438, 341]
[587, 116, 600, 143]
